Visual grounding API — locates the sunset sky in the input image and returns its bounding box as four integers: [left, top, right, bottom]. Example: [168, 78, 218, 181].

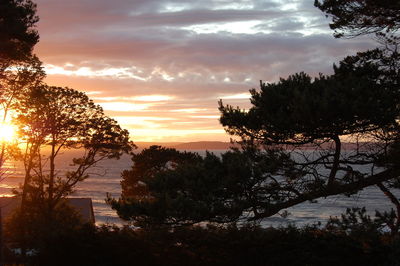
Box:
[33, 0, 375, 142]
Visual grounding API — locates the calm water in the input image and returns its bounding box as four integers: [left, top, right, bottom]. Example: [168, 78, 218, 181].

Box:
[0, 149, 396, 227]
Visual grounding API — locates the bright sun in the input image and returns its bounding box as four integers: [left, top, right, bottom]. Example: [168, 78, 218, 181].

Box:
[0, 124, 16, 142]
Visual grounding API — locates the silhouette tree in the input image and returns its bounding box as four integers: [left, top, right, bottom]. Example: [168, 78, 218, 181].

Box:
[15, 85, 134, 217]
[315, 0, 399, 40]
[0, 56, 44, 175]
[313, 0, 400, 233]
[109, 146, 235, 226]
[0, 0, 39, 70]
[315, 0, 399, 79]
[110, 146, 273, 226]
[119, 146, 200, 203]
[0, 1, 40, 260]
[0, 0, 42, 182]
[219, 60, 400, 221]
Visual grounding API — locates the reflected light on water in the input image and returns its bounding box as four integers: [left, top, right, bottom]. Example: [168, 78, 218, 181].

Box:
[0, 194, 14, 197]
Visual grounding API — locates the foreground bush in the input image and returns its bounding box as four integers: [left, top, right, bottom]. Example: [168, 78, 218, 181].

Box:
[6, 224, 399, 266]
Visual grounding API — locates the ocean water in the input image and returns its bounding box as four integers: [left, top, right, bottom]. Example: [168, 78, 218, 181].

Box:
[0, 149, 397, 227]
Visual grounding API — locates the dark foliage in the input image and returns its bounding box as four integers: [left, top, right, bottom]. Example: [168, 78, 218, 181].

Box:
[315, 0, 400, 41]
[110, 146, 254, 226]
[220, 71, 398, 144]
[7, 224, 400, 266]
[4, 199, 85, 252]
[0, 0, 39, 68]
[119, 146, 201, 202]
[217, 41, 400, 221]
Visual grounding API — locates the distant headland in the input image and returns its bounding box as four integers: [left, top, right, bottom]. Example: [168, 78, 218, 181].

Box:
[135, 141, 237, 150]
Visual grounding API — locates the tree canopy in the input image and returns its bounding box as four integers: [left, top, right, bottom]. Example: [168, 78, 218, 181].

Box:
[109, 146, 239, 226]
[15, 85, 134, 215]
[315, 0, 400, 40]
[0, 0, 42, 173]
[219, 71, 398, 145]
[0, 0, 39, 68]
[218, 59, 400, 220]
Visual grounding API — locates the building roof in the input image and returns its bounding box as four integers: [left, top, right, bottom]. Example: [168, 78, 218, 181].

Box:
[0, 197, 95, 224]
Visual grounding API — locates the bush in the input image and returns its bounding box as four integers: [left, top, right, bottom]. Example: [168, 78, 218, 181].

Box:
[11, 224, 400, 266]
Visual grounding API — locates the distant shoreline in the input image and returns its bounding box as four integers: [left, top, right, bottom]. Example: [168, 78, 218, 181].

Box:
[135, 141, 238, 150]
[134, 141, 373, 151]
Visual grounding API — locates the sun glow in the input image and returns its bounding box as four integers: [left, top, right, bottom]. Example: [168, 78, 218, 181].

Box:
[0, 124, 17, 142]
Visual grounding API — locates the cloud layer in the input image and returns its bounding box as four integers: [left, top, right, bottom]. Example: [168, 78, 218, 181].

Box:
[33, 0, 376, 142]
